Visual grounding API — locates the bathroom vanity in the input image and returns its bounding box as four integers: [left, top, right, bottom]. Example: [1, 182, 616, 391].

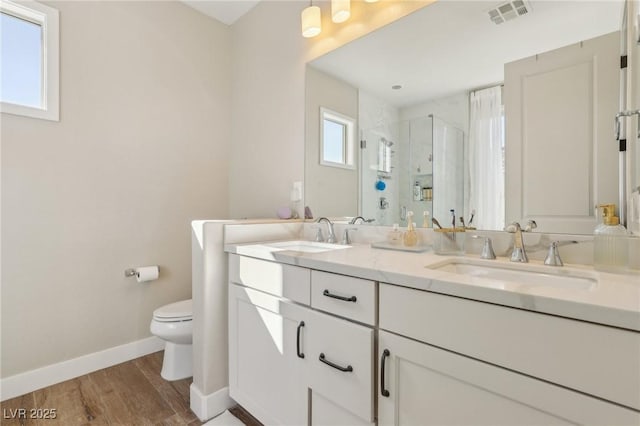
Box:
[226, 240, 640, 425]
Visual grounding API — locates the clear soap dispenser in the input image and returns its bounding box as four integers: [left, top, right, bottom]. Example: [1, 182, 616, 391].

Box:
[594, 204, 629, 273]
[387, 224, 402, 245]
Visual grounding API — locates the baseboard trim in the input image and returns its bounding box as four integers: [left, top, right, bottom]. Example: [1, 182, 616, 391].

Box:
[0, 336, 165, 401]
[190, 384, 235, 422]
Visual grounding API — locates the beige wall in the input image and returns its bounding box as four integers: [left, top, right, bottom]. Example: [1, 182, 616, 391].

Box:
[305, 66, 359, 218]
[229, 0, 431, 218]
[1, 1, 231, 377]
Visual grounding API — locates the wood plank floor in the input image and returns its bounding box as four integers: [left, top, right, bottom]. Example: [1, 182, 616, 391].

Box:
[0, 351, 259, 426]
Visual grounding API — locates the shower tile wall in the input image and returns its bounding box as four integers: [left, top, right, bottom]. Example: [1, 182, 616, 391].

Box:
[359, 91, 400, 225]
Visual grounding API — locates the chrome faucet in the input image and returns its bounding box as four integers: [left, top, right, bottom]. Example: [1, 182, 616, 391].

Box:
[341, 228, 357, 245]
[544, 240, 578, 266]
[505, 222, 529, 263]
[316, 217, 336, 243]
[349, 216, 374, 225]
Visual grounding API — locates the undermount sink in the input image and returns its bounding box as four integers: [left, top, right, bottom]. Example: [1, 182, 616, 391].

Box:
[428, 259, 597, 290]
[265, 240, 350, 253]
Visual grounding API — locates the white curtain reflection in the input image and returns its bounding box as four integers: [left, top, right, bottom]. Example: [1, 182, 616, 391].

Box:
[469, 86, 505, 230]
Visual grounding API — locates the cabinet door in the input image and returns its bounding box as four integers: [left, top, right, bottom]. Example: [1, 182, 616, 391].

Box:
[378, 331, 640, 426]
[229, 283, 310, 426]
[504, 31, 618, 233]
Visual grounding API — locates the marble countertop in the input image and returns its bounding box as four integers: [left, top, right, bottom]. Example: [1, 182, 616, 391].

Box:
[225, 241, 640, 332]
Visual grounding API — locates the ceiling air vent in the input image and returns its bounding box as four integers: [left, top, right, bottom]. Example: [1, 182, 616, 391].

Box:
[488, 0, 532, 25]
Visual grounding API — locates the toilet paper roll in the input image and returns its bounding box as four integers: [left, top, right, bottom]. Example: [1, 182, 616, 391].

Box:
[136, 266, 159, 283]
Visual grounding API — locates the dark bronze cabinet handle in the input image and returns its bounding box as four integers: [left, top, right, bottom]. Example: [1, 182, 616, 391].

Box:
[323, 289, 357, 302]
[381, 349, 390, 397]
[296, 321, 305, 359]
[319, 353, 353, 372]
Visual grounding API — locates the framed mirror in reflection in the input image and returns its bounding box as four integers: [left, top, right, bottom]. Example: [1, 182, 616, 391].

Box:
[305, 0, 633, 234]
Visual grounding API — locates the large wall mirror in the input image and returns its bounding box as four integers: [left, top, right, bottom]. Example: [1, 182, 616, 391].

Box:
[305, 0, 636, 235]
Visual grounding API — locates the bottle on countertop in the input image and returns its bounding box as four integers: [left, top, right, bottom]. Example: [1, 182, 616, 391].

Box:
[387, 223, 402, 245]
[413, 182, 422, 201]
[423, 210, 431, 228]
[403, 211, 418, 247]
[594, 204, 629, 273]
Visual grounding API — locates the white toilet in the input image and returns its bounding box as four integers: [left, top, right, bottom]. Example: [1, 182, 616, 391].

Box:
[150, 299, 193, 381]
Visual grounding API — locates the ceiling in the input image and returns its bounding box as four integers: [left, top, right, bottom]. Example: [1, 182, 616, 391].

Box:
[181, 0, 261, 25]
[310, 0, 623, 108]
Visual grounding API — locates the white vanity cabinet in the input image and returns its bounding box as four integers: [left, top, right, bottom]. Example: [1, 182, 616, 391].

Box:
[228, 254, 375, 426]
[229, 283, 310, 425]
[378, 283, 640, 425]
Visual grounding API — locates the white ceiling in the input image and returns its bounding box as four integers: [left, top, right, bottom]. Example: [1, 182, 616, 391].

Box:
[310, 0, 623, 108]
[181, 0, 261, 25]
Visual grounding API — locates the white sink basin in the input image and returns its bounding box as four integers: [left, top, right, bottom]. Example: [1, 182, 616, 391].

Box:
[428, 259, 597, 290]
[265, 240, 350, 253]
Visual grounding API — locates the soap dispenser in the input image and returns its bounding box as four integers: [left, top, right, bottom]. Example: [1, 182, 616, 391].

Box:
[403, 211, 418, 247]
[594, 204, 629, 273]
[387, 224, 402, 245]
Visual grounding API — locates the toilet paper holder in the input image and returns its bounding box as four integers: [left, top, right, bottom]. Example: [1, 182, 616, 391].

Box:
[124, 268, 137, 278]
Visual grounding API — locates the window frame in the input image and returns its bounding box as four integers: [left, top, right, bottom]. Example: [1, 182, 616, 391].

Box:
[0, 0, 59, 121]
[319, 107, 356, 170]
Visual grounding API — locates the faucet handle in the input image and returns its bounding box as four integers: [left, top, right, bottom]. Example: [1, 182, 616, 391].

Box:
[313, 226, 324, 242]
[472, 235, 496, 260]
[524, 220, 537, 232]
[342, 228, 357, 245]
[544, 240, 578, 267]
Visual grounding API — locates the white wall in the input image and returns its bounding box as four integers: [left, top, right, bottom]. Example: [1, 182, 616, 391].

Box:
[1, 1, 231, 378]
[305, 66, 358, 218]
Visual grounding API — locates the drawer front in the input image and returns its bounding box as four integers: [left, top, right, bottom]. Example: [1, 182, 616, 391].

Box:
[308, 310, 374, 422]
[311, 270, 376, 325]
[311, 390, 375, 426]
[380, 283, 640, 410]
[229, 254, 311, 304]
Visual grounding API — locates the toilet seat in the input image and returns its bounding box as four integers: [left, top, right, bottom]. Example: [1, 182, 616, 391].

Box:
[153, 299, 192, 322]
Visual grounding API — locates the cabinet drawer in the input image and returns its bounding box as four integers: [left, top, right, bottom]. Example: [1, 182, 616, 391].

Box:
[380, 283, 640, 410]
[308, 310, 374, 422]
[311, 390, 374, 426]
[311, 270, 376, 325]
[229, 254, 310, 304]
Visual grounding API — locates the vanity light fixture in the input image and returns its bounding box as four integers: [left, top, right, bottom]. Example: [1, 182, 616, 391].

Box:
[331, 0, 351, 23]
[301, 1, 322, 38]
[364, 0, 379, 2]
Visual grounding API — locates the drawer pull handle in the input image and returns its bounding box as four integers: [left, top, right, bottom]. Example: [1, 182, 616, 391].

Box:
[323, 289, 357, 303]
[319, 353, 353, 372]
[296, 321, 305, 359]
[381, 349, 390, 397]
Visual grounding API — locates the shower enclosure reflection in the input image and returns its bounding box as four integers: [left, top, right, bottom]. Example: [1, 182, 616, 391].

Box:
[360, 115, 464, 227]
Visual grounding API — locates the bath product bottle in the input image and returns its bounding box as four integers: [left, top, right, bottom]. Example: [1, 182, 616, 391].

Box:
[403, 212, 418, 246]
[388, 223, 402, 245]
[594, 205, 629, 273]
[413, 182, 422, 201]
[423, 210, 431, 228]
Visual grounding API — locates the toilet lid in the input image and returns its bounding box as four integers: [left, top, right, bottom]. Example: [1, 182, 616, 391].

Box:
[153, 299, 192, 321]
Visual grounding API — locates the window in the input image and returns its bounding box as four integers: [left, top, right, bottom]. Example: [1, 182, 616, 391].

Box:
[1, 0, 59, 121]
[320, 107, 355, 169]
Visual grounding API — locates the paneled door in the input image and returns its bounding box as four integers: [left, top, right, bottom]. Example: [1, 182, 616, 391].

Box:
[505, 31, 619, 234]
